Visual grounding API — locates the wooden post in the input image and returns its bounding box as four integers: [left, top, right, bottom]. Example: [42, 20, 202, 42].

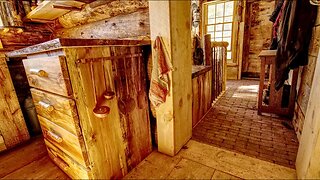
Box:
[149, 1, 192, 156]
[296, 49, 320, 178]
[203, 34, 212, 66]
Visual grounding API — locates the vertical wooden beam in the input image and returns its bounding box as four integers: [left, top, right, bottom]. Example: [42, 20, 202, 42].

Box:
[296, 49, 320, 178]
[203, 34, 212, 66]
[149, 1, 192, 156]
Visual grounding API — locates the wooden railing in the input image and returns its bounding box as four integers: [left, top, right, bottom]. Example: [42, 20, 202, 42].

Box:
[211, 41, 228, 102]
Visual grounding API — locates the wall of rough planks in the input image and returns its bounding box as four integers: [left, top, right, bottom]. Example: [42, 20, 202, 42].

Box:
[293, 8, 320, 141]
[55, 0, 149, 39]
[241, 0, 275, 78]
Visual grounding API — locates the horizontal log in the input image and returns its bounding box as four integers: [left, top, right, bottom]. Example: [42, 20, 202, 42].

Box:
[59, 0, 148, 28]
[55, 9, 150, 39]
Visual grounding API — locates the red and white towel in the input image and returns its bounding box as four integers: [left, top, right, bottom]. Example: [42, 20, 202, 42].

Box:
[149, 36, 173, 107]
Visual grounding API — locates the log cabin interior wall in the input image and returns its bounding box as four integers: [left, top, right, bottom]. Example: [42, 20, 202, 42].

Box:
[1, 0, 320, 178]
[54, 1, 149, 39]
[241, 0, 275, 78]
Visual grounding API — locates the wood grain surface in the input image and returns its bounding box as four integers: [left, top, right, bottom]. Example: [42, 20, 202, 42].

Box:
[45, 139, 89, 179]
[22, 56, 73, 97]
[192, 69, 212, 128]
[31, 88, 81, 136]
[0, 58, 30, 150]
[38, 116, 88, 167]
[64, 45, 152, 179]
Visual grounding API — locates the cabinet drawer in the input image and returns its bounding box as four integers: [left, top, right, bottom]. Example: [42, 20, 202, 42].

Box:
[38, 115, 88, 167]
[22, 56, 73, 96]
[45, 140, 90, 179]
[31, 88, 80, 136]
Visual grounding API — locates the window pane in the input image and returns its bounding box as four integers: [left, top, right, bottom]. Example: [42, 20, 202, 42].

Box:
[224, 16, 233, 22]
[215, 31, 222, 37]
[227, 51, 232, 59]
[207, 25, 215, 32]
[208, 5, 216, 19]
[216, 24, 223, 31]
[224, 23, 232, 31]
[216, 4, 224, 17]
[216, 17, 223, 23]
[223, 31, 231, 37]
[225, 2, 234, 16]
[215, 37, 223, 42]
[208, 18, 215, 24]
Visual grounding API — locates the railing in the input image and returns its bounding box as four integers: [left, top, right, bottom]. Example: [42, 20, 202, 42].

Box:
[211, 41, 228, 102]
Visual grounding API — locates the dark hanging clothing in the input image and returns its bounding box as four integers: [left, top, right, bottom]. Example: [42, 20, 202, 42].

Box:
[275, 0, 318, 90]
[270, 0, 286, 50]
[269, 0, 284, 23]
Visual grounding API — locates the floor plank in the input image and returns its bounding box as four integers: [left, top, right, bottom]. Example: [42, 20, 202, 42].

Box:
[211, 170, 241, 179]
[2, 156, 69, 179]
[179, 140, 296, 179]
[167, 158, 215, 179]
[124, 151, 182, 179]
[0, 136, 47, 178]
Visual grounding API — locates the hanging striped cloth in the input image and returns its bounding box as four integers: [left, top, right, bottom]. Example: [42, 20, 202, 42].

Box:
[149, 36, 173, 107]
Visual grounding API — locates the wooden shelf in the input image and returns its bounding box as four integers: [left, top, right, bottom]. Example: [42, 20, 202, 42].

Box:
[0, 26, 24, 29]
[26, 0, 86, 21]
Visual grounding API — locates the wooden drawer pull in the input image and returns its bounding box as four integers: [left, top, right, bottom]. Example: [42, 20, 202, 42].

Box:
[47, 130, 63, 143]
[30, 68, 48, 77]
[39, 101, 54, 112]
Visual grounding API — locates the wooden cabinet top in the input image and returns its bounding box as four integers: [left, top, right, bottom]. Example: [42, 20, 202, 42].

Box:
[6, 38, 151, 57]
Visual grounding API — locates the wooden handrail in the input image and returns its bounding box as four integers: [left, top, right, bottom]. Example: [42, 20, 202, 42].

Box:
[211, 41, 228, 102]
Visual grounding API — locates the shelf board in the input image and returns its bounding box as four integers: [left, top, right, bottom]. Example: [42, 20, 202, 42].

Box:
[0, 26, 24, 29]
[26, 0, 86, 21]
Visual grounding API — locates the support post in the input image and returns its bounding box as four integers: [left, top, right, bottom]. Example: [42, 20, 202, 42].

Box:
[149, 1, 193, 156]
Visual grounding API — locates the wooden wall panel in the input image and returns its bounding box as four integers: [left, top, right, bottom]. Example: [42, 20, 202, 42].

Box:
[293, 14, 320, 141]
[192, 70, 212, 127]
[296, 48, 320, 179]
[0, 58, 29, 149]
[241, 0, 274, 78]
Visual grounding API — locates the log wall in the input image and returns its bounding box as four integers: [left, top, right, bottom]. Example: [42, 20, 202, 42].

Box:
[242, 0, 274, 78]
[293, 8, 320, 141]
[55, 1, 149, 40]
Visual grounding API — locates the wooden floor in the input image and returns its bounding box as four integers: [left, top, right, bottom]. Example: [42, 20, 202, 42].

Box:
[0, 136, 296, 179]
[193, 80, 299, 168]
[0, 136, 69, 179]
[125, 140, 296, 179]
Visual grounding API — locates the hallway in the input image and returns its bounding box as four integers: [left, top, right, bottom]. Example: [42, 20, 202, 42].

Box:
[192, 80, 299, 169]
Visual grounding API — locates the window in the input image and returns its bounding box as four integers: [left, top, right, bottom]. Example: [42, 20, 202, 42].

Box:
[204, 1, 234, 62]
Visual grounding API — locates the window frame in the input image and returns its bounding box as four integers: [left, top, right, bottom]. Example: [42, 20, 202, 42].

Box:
[202, 0, 237, 65]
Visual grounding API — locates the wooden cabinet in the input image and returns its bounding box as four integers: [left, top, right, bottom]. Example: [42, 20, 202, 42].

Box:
[0, 56, 30, 152]
[7, 38, 152, 179]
